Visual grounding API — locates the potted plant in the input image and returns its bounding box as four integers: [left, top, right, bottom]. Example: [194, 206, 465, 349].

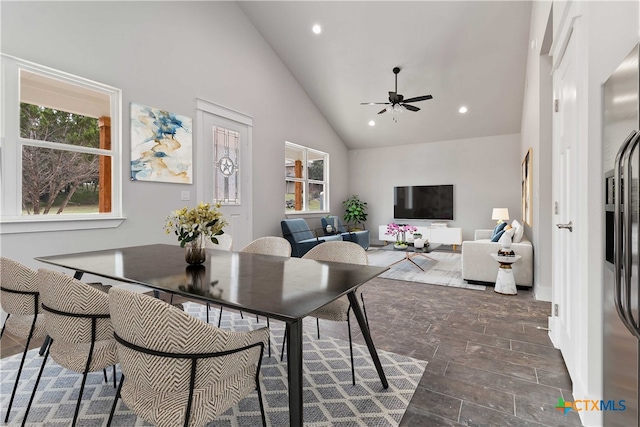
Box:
[342, 195, 368, 231]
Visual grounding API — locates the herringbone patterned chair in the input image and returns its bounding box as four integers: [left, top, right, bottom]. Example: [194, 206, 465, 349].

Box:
[281, 241, 370, 385]
[22, 268, 118, 427]
[107, 287, 269, 427]
[0, 257, 47, 423]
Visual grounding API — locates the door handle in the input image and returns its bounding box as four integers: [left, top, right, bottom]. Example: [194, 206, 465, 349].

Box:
[556, 221, 573, 232]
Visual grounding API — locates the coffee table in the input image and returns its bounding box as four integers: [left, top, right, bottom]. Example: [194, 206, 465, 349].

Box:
[379, 242, 442, 271]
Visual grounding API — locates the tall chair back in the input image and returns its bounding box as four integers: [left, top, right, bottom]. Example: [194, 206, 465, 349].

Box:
[108, 288, 269, 427]
[0, 257, 46, 423]
[22, 268, 118, 427]
[240, 236, 292, 257]
[206, 233, 233, 251]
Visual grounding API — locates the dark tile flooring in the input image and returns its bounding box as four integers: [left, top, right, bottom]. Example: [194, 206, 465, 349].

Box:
[1, 260, 581, 427]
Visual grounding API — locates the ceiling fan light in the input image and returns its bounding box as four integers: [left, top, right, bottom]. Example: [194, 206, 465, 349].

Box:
[393, 104, 401, 112]
[386, 106, 393, 113]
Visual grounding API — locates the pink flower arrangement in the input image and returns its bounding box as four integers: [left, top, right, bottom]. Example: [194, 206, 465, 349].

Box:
[385, 223, 417, 243]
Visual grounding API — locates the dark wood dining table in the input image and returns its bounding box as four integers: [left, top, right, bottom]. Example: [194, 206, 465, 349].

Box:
[35, 243, 389, 427]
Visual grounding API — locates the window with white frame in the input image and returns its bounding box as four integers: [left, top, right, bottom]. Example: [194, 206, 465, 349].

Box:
[285, 142, 328, 213]
[1, 55, 123, 232]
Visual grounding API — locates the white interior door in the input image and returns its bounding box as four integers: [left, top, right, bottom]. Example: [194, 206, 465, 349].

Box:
[196, 99, 253, 251]
[551, 29, 580, 378]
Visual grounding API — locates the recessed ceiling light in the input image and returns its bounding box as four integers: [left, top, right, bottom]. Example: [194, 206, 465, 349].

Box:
[368, 120, 375, 126]
[312, 24, 322, 34]
[459, 106, 468, 114]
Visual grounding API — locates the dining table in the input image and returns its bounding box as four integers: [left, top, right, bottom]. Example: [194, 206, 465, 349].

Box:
[35, 243, 389, 427]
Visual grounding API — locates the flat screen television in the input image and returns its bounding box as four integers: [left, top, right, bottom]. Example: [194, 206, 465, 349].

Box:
[394, 185, 454, 220]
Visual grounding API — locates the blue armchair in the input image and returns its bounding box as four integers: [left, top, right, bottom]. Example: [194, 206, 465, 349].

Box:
[321, 216, 370, 250]
[280, 218, 342, 257]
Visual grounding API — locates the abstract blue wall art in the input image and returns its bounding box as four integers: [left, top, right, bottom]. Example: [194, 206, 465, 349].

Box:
[130, 102, 193, 183]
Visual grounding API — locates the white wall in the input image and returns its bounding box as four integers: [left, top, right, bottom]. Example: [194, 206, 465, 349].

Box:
[520, 1, 553, 302]
[349, 133, 522, 244]
[0, 2, 349, 271]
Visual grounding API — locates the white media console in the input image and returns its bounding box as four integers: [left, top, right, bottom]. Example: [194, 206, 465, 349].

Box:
[378, 224, 463, 249]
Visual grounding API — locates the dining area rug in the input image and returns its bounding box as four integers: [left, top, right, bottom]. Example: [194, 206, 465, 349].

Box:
[1, 303, 426, 426]
[366, 248, 486, 291]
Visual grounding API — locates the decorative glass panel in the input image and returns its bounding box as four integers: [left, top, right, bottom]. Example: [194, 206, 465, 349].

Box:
[213, 126, 239, 204]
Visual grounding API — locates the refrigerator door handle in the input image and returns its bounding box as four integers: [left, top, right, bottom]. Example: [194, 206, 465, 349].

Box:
[621, 132, 640, 339]
[614, 130, 640, 338]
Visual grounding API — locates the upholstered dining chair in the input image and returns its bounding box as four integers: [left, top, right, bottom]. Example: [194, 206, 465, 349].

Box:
[205, 233, 233, 251]
[280, 241, 369, 385]
[0, 257, 47, 423]
[107, 288, 269, 427]
[21, 268, 118, 427]
[237, 236, 292, 356]
[198, 233, 233, 323]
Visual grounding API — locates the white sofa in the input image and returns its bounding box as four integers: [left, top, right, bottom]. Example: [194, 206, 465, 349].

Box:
[461, 229, 533, 287]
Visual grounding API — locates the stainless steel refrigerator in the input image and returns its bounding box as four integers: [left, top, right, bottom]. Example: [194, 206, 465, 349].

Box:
[604, 44, 640, 427]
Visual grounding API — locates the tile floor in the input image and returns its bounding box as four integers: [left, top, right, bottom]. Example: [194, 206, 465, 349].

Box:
[1, 258, 581, 427]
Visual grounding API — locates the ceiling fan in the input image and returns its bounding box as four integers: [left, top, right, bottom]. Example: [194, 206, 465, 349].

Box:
[361, 67, 433, 118]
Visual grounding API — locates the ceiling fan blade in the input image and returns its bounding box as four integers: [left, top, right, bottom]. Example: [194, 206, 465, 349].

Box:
[402, 95, 433, 103]
[403, 104, 420, 112]
[378, 108, 388, 114]
[388, 91, 399, 103]
[360, 102, 391, 105]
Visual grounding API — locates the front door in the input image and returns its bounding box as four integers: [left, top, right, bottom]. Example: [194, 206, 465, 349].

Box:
[197, 99, 253, 250]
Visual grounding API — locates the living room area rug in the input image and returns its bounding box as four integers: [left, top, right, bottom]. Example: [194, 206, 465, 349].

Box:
[1, 304, 426, 427]
[366, 248, 486, 291]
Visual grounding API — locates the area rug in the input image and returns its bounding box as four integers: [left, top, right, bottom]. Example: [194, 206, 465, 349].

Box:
[366, 249, 486, 291]
[1, 303, 426, 427]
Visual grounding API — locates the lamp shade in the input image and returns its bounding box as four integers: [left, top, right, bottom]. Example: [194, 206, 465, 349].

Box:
[491, 208, 510, 221]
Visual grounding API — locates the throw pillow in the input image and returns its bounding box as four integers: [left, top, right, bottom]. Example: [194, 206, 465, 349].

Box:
[512, 220, 524, 243]
[491, 222, 507, 239]
[499, 227, 515, 246]
[491, 229, 506, 242]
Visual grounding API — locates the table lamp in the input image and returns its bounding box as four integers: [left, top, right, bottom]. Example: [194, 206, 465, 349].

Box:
[491, 208, 510, 224]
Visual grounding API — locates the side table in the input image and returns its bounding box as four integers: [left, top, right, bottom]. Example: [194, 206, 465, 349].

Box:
[490, 253, 522, 295]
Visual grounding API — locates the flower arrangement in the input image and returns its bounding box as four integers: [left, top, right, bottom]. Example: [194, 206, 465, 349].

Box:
[164, 202, 228, 247]
[385, 223, 417, 245]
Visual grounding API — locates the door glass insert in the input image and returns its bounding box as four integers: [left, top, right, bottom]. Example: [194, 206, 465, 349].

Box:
[213, 126, 239, 204]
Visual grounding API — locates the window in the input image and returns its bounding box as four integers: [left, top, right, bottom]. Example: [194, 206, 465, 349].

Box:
[1, 55, 123, 233]
[285, 142, 328, 213]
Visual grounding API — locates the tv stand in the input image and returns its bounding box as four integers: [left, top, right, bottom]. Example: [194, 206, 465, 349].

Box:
[378, 224, 462, 250]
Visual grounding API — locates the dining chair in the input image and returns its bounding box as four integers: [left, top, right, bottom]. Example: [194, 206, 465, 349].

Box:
[205, 233, 233, 251]
[0, 257, 47, 423]
[237, 236, 292, 356]
[21, 268, 119, 427]
[199, 233, 234, 324]
[281, 241, 369, 385]
[107, 287, 269, 427]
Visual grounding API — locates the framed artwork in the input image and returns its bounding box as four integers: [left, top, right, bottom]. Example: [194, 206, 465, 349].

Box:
[522, 148, 533, 226]
[130, 102, 193, 183]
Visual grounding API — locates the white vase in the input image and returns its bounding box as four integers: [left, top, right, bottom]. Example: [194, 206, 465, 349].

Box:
[414, 238, 425, 249]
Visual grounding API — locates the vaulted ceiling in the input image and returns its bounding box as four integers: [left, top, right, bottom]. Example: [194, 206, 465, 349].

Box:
[239, 1, 532, 149]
